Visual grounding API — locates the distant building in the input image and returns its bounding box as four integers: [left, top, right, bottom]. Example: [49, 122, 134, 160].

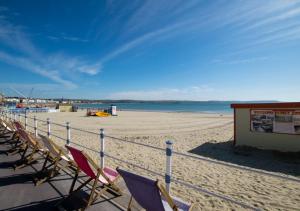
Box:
[56, 103, 74, 112]
[36, 99, 47, 103]
[5, 97, 19, 103]
[0, 93, 5, 105]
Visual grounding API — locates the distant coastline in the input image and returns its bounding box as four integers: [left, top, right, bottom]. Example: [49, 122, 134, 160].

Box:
[75, 101, 279, 114]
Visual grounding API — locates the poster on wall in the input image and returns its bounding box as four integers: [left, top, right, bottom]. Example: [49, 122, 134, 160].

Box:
[273, 110, 294, 134]
[251, 110, 300, 134]
[250, 110, 274, 133]
[293, 111, 300, 134]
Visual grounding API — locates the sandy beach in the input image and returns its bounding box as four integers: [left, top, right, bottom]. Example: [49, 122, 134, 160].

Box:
[26, 110, 300, 211]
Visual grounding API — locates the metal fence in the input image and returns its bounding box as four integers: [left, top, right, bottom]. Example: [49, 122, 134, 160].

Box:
[1, 110, 300, 210]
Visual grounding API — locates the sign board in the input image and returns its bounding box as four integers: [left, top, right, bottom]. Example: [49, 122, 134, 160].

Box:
[250, 110, 300, 134]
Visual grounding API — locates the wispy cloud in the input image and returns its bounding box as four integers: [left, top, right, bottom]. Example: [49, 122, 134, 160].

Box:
[0, 6, 8, 12]
[62, 36, 88, 42]
[108, 86, 215, 100]
[47, 34, 89, 42]
[0, 14, 100, 88]
[244, 6, 300, 31]
[0, 17, 41, 59]
[99, 20, 190, 63]
[0, 51, 77, 89]
[212, 57, 269, 65]
[45, 53, 101, 75]
[89, 0, 211, 67]
[96, 0, 300, 70]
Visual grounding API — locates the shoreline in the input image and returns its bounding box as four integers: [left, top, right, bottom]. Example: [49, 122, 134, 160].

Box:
[78, 107, 233, 115]
[118, 109, 233, 115]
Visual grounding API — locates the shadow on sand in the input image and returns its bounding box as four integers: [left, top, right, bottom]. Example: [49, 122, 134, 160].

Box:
[188, 140, 300, 177]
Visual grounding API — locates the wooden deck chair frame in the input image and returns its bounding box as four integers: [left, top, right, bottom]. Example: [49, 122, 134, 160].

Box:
[35, 137, 77, 186]
[0, 119, 19, 142]
[67, 146, 121, 209]
[2, 121, 27, 156]
[0, 118, 13, 138]
[14, 129, 46, 170]
[158, 181, 194, 211]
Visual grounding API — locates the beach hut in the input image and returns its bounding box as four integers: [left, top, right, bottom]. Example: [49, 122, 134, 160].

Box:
[231, 102, 300, 152]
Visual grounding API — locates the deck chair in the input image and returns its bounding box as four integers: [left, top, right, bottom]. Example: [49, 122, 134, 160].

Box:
[1, 121, 26, 155]
[13, 127, 46, 170]
[116, 168, 193, 211]
[34, 135, 77, 185]
[65, 145, 121, 209]
[0, 118, 11, 135]
[0, 119, 19, 140]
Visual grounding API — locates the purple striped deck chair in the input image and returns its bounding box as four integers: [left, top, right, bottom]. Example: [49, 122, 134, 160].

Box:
[117, 168, 193, 211]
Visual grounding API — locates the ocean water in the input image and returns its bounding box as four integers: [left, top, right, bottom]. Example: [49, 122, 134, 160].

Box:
[75, 101, 235, 114]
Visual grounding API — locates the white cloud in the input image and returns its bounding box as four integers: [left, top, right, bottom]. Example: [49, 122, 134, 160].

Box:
[47, 35, 89, 42]
[0, 51, 77, 89]
[45, 53, 102, 75]
[108, 86, 215, 100]
[0, 18, 41, 59]
[77, 63, 102, 75]
[97, 1, 300, 70]
[99, 19, 191, 64]
[0, 16, 101, 88]
[245, 6, 300, 31]
[212, 57, 269, 65]
[61, 36, 89, 42]
[0, 6, 8, 12]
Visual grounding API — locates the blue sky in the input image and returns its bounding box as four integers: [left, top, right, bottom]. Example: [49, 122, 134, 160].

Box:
[0, 0, 300, 101]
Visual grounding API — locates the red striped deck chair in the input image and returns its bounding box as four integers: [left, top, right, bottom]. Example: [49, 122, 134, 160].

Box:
[66, 145, 121, 209]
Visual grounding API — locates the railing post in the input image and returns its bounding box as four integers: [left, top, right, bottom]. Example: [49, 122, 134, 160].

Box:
[47, 118, 51, 138]
[25, 111, 28, 130]
[18, 113, 21, 122]
[100, 128, 105, 169]
[14, 113, 16, 121]
[34, 116, 38, 137]
[165, 140, 173, 194]
[10, 112, 13, 120]
[66, 122, 70, 145]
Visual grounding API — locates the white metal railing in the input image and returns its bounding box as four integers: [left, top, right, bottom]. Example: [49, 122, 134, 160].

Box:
[2, 110, 300, 210]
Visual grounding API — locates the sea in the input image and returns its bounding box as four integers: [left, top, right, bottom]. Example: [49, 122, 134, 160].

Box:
[75, 101, 236, 114]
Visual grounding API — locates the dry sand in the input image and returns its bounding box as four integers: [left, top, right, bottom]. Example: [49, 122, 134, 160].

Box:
[26, 110, 300, 211]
